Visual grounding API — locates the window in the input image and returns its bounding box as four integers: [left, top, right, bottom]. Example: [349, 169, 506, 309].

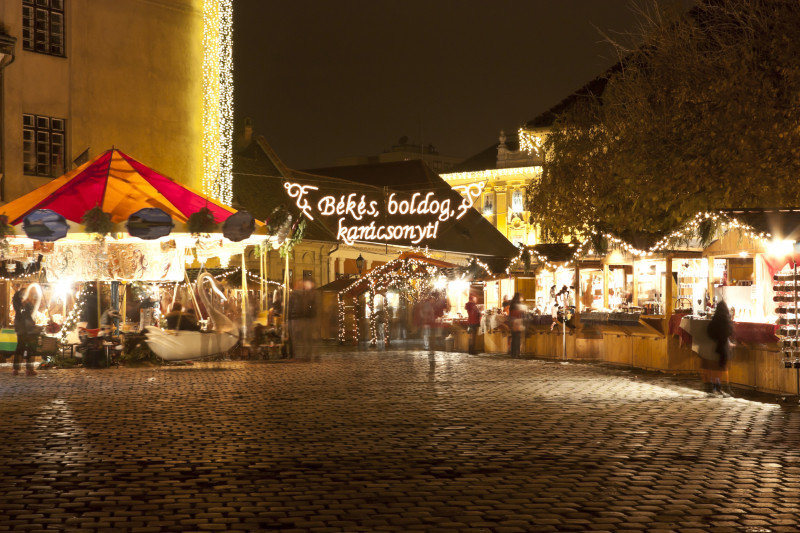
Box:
[512, 190, 524, 212]
[22, 0, 65, 57]
[23, 114, 65, 177]
[483, 193, 494, 215]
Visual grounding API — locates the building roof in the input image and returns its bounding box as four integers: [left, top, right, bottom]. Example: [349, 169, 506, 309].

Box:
[721, 208, 800, 242]
[234, 138, 518, 269]
[304, 159, 518, 267]
[447, 137, 520, 173]
[233, 147, 338, 243]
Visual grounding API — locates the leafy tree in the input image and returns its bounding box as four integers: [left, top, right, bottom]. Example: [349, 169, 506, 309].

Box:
[527, 0, 800, 242]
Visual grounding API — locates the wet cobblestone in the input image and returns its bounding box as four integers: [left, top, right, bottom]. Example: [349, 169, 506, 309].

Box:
[1, 349, 799, 532]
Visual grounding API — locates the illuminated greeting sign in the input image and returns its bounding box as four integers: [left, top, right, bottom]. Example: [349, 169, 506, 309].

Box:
[284, 182, 474, 246]
[452, 182, 485, 211]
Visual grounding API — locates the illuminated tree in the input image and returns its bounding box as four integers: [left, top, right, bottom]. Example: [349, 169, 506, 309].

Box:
[527, 0, 800, 241]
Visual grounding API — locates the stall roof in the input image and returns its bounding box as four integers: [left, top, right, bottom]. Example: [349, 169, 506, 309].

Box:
[721, 208, 800, 242]
[0, 148, 239, 225]
[532, 243, 579, 263]
[338, 252, 459, 297]
[317, 277, 358, 292]
[233, 141, 339, 243]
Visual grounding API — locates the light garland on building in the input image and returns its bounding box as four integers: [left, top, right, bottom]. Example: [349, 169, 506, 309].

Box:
[518, 129, 545, 156]
[218, 0, 233, 206]
[440, 165, 542, 183]
[202, 0, 233, 205]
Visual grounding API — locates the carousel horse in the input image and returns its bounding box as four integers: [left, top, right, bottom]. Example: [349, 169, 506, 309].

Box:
[145, 273, 239, 361]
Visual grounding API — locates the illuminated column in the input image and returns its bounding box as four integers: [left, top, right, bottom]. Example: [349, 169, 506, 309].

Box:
[495, 185, 507, 237]
[202, 0, 233, 205]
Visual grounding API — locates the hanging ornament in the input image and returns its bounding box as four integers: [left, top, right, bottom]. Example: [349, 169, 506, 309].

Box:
[187, 206, 218, 237]
[81, 205, 114, 241]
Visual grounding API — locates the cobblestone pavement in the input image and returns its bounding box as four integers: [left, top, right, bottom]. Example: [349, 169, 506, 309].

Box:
[1, 349, 799, 533]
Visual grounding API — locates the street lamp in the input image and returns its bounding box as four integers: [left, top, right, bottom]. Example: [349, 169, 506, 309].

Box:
[355, 254, 364, 275]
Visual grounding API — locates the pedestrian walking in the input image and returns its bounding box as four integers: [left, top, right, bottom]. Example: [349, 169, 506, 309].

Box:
[288, 280, 317, 358]
[415, 297, 435, 351]
[465, 294, 481, 354]
[705, 300, 734, 397]
[12, 288, 38, 376]
[509, 292, 525, 358]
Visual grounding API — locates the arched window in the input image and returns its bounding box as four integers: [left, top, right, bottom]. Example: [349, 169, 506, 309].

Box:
[512, 190, 524, 212]
[483, 193, 494, 214]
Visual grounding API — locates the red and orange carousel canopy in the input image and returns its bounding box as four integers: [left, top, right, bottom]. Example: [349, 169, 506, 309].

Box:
[0, 148, 238, 225]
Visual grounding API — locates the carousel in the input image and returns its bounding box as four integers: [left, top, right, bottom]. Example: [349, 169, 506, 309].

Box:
[0, 148, 280, 364]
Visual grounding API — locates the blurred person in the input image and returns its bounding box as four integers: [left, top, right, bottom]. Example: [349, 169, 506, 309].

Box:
[164, 303, 201, 331]
[12, 288, 38, 376]
[81, 283, 99, 329]
[415, 296, 435, 351]
[509, 292, 526, 358]
[465, 294, 481, 355]
[99, 307, 121, 335]
[288, 280, 316, 358]
[374, 295, 387, 344]
[705, 300, 734, 397]
[502, 294, 511, 315]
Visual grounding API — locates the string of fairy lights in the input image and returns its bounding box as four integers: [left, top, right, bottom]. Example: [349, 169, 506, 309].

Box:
[150, 267, 283, 290]
[505, 211, 774, 275]
[336, 255, 453, 343]
[59, 283, 92, 345]
[332, 209, 773, 342]
[518, 129, 545, 157]
[202, 0, 233, 205]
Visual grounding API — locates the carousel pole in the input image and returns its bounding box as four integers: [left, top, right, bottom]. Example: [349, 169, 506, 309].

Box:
[282, 245, 290, 347]
[96, 279, 101, 329]
[241, 251, 248, 341]
[184, 270, 201, 320]
[261, 241, 270, 311]
[259, 242, 265, 312]
[121, 282, 127, 327]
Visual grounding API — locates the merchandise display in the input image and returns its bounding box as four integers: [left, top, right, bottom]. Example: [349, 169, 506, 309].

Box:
[773, 267, 800, 369]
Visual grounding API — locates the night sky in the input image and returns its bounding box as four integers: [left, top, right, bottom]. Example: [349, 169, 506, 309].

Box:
[233, 1, 650, 171]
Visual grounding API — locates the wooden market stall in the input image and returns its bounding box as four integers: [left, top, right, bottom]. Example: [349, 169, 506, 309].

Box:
[512, 210, 799, 397]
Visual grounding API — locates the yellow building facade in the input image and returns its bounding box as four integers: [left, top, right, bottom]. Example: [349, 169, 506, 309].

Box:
[0, 0, 231, 203]
[440, 130, 543, 246]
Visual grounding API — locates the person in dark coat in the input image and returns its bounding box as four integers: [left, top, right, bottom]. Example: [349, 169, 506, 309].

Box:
[80, 283, 99, 329]
[164, 303, 201, 331]
[288, 280, 317, 358]
[12, 288, 38, 376]
[508, 292, 525, 358]
[465, 295, 481, 355]
[705, 300, 734, 397]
